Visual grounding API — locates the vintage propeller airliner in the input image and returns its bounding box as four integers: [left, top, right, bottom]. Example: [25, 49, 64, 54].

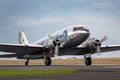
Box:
[0, 25, 120, 66]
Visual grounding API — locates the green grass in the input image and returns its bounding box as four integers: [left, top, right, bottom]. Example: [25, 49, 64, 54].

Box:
[0, 69, 79, 77]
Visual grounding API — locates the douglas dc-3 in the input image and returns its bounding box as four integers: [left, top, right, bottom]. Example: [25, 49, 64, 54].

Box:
[0, 25, 120, 66]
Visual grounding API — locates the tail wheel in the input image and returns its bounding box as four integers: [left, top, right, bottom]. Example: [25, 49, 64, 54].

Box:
[85, 57, 92, 65]
[45, 56, 51, 66]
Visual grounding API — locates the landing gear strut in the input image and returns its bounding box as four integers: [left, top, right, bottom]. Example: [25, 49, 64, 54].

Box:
[25, 59, 29, 66]
[84, 54, 92, 65]
[44, 56, 51, 66]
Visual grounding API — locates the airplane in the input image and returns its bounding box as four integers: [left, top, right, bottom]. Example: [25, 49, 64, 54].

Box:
[0, 25, 120, 66]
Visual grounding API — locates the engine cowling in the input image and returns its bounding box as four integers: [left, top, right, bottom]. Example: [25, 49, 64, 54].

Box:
[53, 39, 60, 47]
[44, 38, 61, 56]
[86, 38, 101, 52]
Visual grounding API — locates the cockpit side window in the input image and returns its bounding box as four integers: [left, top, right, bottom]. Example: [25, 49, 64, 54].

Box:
[73, 26, 89, 32]
[73, 27, 83, 31]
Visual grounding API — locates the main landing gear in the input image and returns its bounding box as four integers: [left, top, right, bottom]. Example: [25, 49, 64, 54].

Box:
[24, 56, 52, 66]
[25, 59, 29, 66]
[84, 54, 92, 65]
[44, 56, 51, 66]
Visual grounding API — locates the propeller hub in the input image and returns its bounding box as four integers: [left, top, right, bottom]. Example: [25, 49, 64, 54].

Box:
[95, 39, 101, 46]
[53, 39, 60, 46]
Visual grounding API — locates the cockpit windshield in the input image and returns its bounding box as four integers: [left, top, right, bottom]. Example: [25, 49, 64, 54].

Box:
[73, 26, 89, 32]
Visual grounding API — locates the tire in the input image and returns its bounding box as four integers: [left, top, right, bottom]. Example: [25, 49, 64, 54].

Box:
[45, 57, 51, 66]
[25, 61, 28, 66]
[85, 57, 92, 65]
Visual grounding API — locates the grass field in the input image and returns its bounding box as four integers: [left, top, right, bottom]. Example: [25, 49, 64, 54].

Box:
[0, 58, 120, 65]
[0, 69, 79, 77]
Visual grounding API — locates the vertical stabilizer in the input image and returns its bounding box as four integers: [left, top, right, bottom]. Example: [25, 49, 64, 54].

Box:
[18, 30, 29, 44]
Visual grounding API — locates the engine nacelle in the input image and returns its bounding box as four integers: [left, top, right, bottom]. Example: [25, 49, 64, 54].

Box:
[45, 39, 60, 47]
[85, 38, 101, 52]
[53, 39, 60, 47]
[44, 38, 60, 54]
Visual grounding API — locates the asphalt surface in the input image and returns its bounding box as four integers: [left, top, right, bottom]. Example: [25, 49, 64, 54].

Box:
[0, 65, 120, 80]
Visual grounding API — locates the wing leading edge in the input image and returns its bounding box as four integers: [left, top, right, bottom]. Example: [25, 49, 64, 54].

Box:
[60, 45, 120, 55]
[100, 45, 120, 53]
[76, 45, 120, 54]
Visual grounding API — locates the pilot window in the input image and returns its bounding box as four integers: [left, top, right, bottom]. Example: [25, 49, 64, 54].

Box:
[73, 27, 83, 31]
[73, 27, 89, 32]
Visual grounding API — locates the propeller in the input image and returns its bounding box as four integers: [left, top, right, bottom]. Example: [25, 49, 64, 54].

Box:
[54, 43, 59, 56]
[53, 39, 60, 56]
[96, 36, 107, 54]
[101, 36, 107, 42]
[95, 40, 101, 53]
[96, 45, 101, 53]
[48, 34, 60, 56]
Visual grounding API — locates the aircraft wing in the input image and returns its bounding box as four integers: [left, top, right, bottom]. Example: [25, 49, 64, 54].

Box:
[0, 43, 44, 55]
[100, 45, 120, 53]
[0, 54, 18, 58]
[75, 45, 120, 54]
[0, 43, 120, 58]
[59, 45, 120, 55]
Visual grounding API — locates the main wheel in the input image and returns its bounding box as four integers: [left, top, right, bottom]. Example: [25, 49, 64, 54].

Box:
[25, 59, 29, 66]
[25, 61, 28, 66]
[85, 57, 92, 65]
[45, 56, 51, 66]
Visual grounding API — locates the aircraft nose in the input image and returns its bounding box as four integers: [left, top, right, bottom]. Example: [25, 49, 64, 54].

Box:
[75, 30, 90, 37]
[83, 31, 90, 38]
[73, 31, 90, 46]
[80, 31, 90, 41]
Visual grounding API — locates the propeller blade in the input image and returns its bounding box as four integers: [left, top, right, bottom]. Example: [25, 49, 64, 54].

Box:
[48, 34, 54, 39]
[47, 34, 60, 57]
[97, 45, 101, 53]
[101, 36, 107, 42]
[54, 45, 59, 56]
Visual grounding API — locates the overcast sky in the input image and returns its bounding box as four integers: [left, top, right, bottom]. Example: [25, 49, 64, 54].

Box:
[0, 0, 120, 58]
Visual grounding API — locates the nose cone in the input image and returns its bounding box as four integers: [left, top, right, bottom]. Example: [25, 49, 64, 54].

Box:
[73, 31, 90, 45]
[76, 30, 90, 37]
